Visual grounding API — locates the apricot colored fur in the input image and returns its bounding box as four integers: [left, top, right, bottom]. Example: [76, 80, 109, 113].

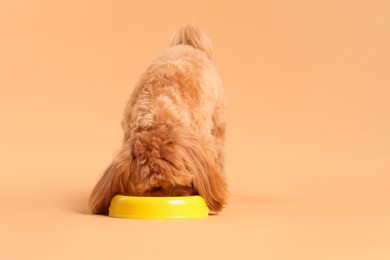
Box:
[89, 25, 227, 214]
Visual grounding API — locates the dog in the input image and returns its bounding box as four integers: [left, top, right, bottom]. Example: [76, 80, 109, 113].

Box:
[89, 25, 227, 214]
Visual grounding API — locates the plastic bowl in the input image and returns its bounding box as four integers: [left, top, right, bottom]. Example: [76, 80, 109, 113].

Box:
[108, 195, 209, 219]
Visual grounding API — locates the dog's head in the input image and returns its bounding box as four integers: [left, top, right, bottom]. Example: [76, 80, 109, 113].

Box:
[126, 124, 227, 212]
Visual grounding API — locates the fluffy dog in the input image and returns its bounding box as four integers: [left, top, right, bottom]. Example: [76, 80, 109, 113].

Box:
[89, 25, 227, 214]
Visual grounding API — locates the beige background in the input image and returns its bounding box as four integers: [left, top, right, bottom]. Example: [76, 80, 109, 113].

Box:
[1, 0, 389, 259]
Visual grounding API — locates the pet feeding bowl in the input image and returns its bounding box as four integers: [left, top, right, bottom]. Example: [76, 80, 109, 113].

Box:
[108, 195, 209, 219]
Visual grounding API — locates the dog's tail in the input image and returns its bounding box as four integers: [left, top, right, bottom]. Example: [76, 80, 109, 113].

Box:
[170, 24, 214, 59]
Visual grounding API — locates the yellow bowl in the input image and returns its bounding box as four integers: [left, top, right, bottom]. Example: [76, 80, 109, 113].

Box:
[108, 195, 209, 219]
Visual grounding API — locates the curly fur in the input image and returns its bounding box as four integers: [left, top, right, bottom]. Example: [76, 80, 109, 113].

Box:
[89, 25, 227, 214]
